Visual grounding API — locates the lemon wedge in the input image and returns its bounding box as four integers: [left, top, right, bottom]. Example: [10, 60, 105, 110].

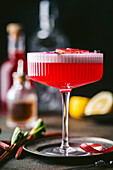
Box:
[69, 96, 89, 119]
[85, 91, 113, 116]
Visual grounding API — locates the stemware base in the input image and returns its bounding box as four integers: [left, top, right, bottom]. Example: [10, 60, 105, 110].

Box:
[45, 146, 89, 156]
[25, 136, 112, 157]
[24, 136, 113, 165]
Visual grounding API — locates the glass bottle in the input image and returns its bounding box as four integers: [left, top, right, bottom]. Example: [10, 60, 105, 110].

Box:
[29, 0, 70, 113]
[0, 23, 27, 113]
[6, 60, 37, 128]
[29, 0, 69, 51]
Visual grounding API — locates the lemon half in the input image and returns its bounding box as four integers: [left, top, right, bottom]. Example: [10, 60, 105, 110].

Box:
[69, 96, 89, 119]
[85, 91, 113, 116]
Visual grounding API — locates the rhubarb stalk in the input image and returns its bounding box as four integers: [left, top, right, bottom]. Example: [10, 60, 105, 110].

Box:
[0, 127, 23, 164]
[0, 141, 10, 150]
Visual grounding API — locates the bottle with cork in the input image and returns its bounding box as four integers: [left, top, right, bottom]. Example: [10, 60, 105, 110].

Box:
[0, 23, 27, 113]
[6, 60, 38, 128]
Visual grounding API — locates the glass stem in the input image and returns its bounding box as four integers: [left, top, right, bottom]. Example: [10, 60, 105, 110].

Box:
[60, 92, 70, 152]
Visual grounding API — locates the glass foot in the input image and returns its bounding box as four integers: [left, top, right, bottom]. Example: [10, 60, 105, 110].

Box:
[45, 146, 89, 156]
[24, 136, 113, 165]
[55, 146, 76, 154]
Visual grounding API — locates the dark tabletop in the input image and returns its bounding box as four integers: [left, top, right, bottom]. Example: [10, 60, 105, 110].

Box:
[1, 113, 113, 170]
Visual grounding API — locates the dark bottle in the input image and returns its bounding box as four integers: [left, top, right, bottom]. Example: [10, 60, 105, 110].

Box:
[28, 0, 70, 113]
[0, 23, 27, 113]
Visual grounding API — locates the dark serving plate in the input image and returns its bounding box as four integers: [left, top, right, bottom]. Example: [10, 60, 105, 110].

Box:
[23, 136, 113, 165]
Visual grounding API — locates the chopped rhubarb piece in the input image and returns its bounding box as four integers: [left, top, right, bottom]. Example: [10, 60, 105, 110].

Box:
[80, 143, 113, 154]
[55, 49, 71, 54]
[90, 143, 105, 151]
[66, 48, 79, 51]
[80, 143, 100, 153]
[67, 48, 89, 53]
[66, 48, 81, 53]
[55, 48, 89, 54]
[82, 50, 89, 52]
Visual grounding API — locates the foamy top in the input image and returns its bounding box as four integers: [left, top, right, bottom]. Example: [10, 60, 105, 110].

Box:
[27, 52, 103, 63]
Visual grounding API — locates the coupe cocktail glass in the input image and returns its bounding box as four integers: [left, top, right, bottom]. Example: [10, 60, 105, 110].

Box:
[27, 50, 103, 156]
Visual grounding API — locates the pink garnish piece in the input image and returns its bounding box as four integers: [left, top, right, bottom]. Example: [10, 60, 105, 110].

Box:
[80, 143, 113, 154]
[66, 48, 79, 51]
[67, 48, 89, 53]
[55, 49, 71, 54]
[90, 143, 105, 151]
[80, 143, 101, 153]
[55, 48, 89, 54]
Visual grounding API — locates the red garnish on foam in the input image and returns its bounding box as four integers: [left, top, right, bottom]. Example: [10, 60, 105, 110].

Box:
[55, 48, 89, 54]
[55, 49, 71, 54]
[80, 143, 113, 154]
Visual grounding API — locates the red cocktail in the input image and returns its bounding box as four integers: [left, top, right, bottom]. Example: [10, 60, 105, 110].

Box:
[27, 49, 103, 156]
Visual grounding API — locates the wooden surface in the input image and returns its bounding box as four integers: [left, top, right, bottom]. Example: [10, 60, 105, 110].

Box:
[0, 113, 113, 169]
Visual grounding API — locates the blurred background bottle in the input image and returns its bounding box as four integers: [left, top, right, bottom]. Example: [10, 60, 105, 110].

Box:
[28, 0, 70, 113]
[6, 60, 37, 128]
[0, 23, 27, 113]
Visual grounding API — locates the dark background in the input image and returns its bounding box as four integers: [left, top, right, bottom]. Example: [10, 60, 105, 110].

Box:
[0, 0, 113, 97]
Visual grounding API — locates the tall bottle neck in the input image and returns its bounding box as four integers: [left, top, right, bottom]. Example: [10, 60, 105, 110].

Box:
[39, 0, 50, 31]
[37, 0, 58, 39]
[8, 34, 25, 60]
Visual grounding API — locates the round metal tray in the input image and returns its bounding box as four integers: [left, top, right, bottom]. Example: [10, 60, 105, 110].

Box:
[23, 136, 113, 165]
